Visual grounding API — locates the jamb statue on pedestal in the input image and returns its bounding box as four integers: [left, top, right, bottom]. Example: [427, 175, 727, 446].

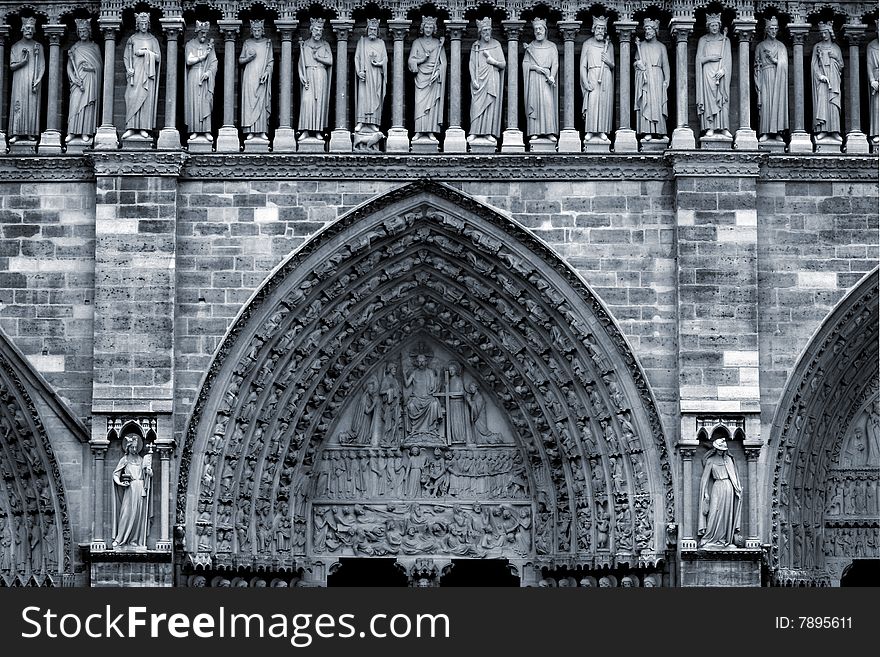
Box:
[754, 16, 788, 143]
[8, 16, 44, 143]
[580, 15, 615, 143]
[811, 21, 844, 143]
[467, 17, 505, 147]
[634, 18, 669, 142]
[522, 17, 559, 143]
[239, 19, 274, 142]
[122, 12, 161, 141]
[66, 18, 102, 145]
[184, 20, 217, 143]
[111, 433, 154, 550]
[408, 15, 446, 143]
[298, 18, 333, 142]
[695, 13, 732, 139]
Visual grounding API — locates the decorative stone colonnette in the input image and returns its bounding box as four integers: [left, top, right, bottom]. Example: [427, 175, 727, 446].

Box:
[0, 0, 877, 155]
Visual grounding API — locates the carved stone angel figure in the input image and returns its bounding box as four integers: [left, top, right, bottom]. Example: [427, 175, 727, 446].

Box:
[66, 18, 102, 143]
[111, 433, 153, 548]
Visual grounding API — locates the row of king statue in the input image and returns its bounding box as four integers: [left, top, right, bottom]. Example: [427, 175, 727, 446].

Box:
[4, 12, 880, 153]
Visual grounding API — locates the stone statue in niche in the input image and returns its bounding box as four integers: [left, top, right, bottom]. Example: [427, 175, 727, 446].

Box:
[869, 31, 879, 144]
[754, 16, 788, 143]
[866, 400, 880, 464]
[184, 20, 217, 142]
[695, 14, 732, 138]
[466, 382, 502, 444]
[239, 19, 274, 142]
[403, 351, 444, 445]
[698, 437, 742, 549]
[298, 17, 333, 142]
[442, 362, 470, 445]
[522, 17, 559, 143]
[342, 376, 381, 445]
[580, 15, 614, 144]
[811, 22, 844, 143]
[66, 18, 102, 145]
[122, 12, 161, 140]
[353, 18, 387, 150]
[634, 18, 669, 141]
[468, 17, 505, 147]
[111, 433, 153, 549]
[8, 16, 44, 142]
[408, 15, 446, 143]
[379, 363, 402, 447]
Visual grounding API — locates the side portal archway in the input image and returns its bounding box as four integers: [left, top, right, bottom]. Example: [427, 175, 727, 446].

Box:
[178, 181, 674, 584]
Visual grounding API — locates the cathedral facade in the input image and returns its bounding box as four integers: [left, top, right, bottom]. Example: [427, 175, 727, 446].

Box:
[0, 0, 877, 588]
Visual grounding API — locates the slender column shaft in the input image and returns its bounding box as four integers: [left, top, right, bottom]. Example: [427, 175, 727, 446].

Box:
[277, 22, 294, 129]
[503, 21, 523, 130]
[447, 23, 464, 129]
[747, 452, 759, 540]
[160, 449, 170, 543]
[44, 26, 63, 132]
[790, 26, 807, 133]
[618, 27, 633, 130]
[846, 30, 863, 132]
[0, 27, 7, 131]
[674, 29, 690, 128]
[332, 22, 351, 130]
[736, 29, 753, 129]
[682, 449, 694, 539]
[99, 23, 119, 126]
[162, 25, 181, 129]
[219, 23, 239, 127]
[93, 448, 106, 542]
[558, 23, 577, 130]
[390, 24, 408, 129]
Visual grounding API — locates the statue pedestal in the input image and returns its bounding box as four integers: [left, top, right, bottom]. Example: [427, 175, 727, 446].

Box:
[386, 127, 410, 153]
[758, 136, 786, 153]
[37, 129, 63, 155]
[93, 125, 119, 150]
[613, 128, 639, 153]
[468, 137, 498, 154]
[640, 136, 669, 152]
[787, 131, 813, 153]
[443, 127, 467, 153]
[156, 127, 181, 150]
[297, 135, 327, 153]
[122, 136, 154, 151]
[243, 135, 270, 153]
[733, 128, 759, 151]
[814, 135, 843, 154]
[87, 548, 174, 587]
[699, 133, 733, 150]
[583, 137, 611, 153]
[273, 127, 298, 153]
[557, 129, 581, 153]
[215, 126, 241, 153]
[329, 129, 352, 153]
[187, 135, 214, 153]
[670, 126, 695, 150]
[9, 139, 37, 155]
[65, 137, 94, 155]
[844, 130, 870, 154]
[872, 136, 879, 153]
[680, 548, 763, 587]
[528, 137, 557, 153]
[0, 131, 6, 154]
[411, 137, 439, 154]
[501, 128, 525, 152]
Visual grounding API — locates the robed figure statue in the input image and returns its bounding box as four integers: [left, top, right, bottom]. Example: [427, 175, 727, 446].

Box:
[239, 19, 274, 141]
[66, 18, 102, 144]
[408, 15, 446, 142]
[868, 34, 879, 143]
[698, 437, 742, 549]
[522, 17, 559, 142]
[111, 433, 153, 549]
[298, 18, 333, 141]
[580, 15, 615, 143]
[353, 18, 387, 149]
[8, 16, 45, 142]
[122, 12, 161, 140]
[184, 20, 218, 142]
[811, 21, 844, 142]
[695, 14, 732, 138]
[754, 16, 788, 142]
[634, 18, 670, 140]
[468, 17, 505, 145]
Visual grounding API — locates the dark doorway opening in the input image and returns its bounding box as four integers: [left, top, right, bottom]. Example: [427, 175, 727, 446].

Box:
[439, 559, 520, 587]
[840, 560, 880, 586]
[327, 559, 408, 587]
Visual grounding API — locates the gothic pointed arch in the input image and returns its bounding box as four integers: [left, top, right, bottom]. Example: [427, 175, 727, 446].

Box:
[0, 332, 82, 586]
[177, 180, 674, 575]
[767, 268, 879, 586]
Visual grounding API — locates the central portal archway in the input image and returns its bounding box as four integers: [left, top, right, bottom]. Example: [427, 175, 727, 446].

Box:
[177, 181, 673, 586]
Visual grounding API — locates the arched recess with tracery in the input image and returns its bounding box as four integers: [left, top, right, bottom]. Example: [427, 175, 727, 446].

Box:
[0, 334, 78, 586]
[768, 268, 879, 587]
[177, 180, 674, 581]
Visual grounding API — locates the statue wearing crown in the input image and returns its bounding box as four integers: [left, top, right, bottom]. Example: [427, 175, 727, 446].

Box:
[522, 17, 559, 143]
[811, 21, 843, 142]
[408, 15, 446, 143]
[298, 18, 333, 142]
[868, 22, 879, 146]
[634, 18, 669, 140]
[580, 15, 615, 144]
[695, 13, 732, 138]
[468, 17, 506, 145]
[184, 20, 218, 143]
[239, 19, 274, 142]
[353, 18, 387, 150]
[9, 16, 45, 143]
[111, 432, 154, 549]
[754, 17, 788, 142]
[67, 18, 102, 145]
[123, 12, 161, 140]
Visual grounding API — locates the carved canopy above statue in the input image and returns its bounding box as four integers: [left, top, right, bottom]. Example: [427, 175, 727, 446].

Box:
[768, 268, 879, 585]
[178, 180, 674, 571]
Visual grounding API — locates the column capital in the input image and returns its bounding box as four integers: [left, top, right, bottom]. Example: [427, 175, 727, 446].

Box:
[842, 23, 868, 44]
[732, 20, 757, 42]
[557, 21, 580, 42]
[445, 20, 467, 39]
[616, 20, 638, 40]
[275, 18, 297, 40]
[98, 17, 121, 39]
[502, 19, 526, 40]
[217, 19, 241, 38]
[90, 439, 110, 454]
[388, 19, 411, 41]
[743, 447, 761, 461]
[330, 19, 355, 40]
[160, 17, 185, 38]
[668, 18, 694, 41]
[787, 23, 810, 44]
[43, 23, 66, 43]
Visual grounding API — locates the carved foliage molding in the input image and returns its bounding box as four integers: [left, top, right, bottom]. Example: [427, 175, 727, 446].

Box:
[179, 180, 674, 571]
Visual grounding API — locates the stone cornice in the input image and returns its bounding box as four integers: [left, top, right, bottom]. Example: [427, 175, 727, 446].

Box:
[0, 156, 94, 181]
[761, 154, 880, 181]
[88, 151, 190, 176]
[666, 150, 767, 177]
